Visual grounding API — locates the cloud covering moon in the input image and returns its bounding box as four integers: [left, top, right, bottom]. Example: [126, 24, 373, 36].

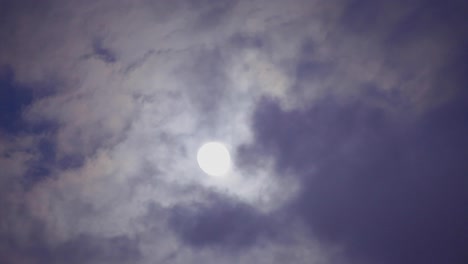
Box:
[0, 0, 467, 263]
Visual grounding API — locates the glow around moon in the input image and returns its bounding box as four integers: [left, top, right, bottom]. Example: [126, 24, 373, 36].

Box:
[197, 142, 231, 176]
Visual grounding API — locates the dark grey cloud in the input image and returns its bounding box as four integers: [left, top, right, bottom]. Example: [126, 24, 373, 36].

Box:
[52, 235, 141, 264]
[189, 0, 238, 29]
[91, 38, 118, 64]
[57, 153, 85, 170]
[1, 230, 141, 264]
[169, 193, 274, 250]
[230, 33, 265, 50]
[241, 87, 468, 263]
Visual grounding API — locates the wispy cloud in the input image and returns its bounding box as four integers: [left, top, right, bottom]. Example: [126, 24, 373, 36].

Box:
[0, 0, 466, 263]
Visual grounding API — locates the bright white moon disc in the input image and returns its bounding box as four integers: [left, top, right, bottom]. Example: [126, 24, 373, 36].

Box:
[197, 142, 231, 176]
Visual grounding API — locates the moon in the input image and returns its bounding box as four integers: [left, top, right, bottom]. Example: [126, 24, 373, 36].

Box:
[197, 142, 231, 176]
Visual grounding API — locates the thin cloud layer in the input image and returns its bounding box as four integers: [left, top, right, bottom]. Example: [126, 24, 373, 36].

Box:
[0, 0, 467, 263]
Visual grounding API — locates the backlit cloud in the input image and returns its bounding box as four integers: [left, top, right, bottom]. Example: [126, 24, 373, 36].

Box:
[1, 0, 467, 263]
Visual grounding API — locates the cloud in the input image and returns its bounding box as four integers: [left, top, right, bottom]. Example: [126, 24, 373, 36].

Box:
[0, 0, 467, 263]
[243, 89, 468, 264]
[169, 192, 270, 250]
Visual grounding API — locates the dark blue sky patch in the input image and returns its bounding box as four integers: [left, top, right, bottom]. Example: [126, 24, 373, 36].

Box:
[0, 67, 33, 134]
[0, 66, 59, 135]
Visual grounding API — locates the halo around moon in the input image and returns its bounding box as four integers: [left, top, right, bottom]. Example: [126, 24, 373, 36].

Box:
[197, 142, 231, 176]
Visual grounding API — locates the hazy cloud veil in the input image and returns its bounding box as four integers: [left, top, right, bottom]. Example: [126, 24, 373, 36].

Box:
[0, 0, 467, 263]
